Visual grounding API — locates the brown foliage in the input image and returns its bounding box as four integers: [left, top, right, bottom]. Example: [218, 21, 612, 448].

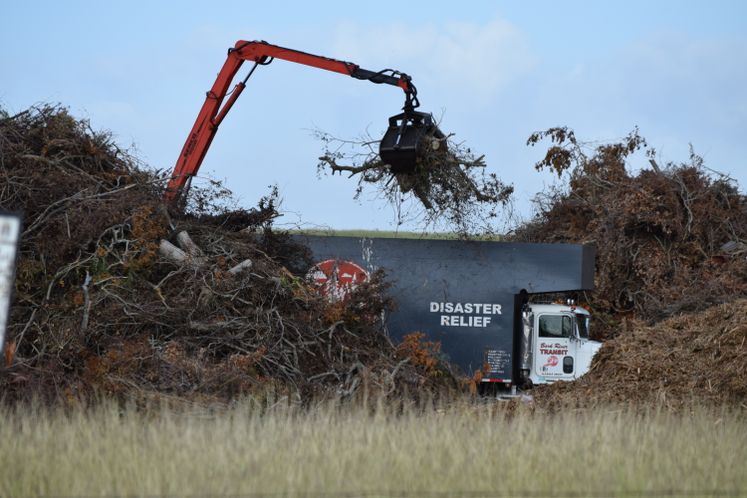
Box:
[396, 332, 441, 377]
[515, 127, 747, 336]
[531, 299, 747, 409]
[0, 105, 458, 405]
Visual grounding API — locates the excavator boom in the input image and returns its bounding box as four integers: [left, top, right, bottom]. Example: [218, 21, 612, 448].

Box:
[165, 40, 419, 204]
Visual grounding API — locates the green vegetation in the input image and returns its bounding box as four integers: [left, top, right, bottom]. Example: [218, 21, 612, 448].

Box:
[292, 228, 502, 240]
[1, 402, 744, 497]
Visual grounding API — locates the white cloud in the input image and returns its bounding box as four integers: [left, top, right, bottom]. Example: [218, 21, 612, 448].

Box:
[332, 18, 536, 100]
[524, 30, 747, 190]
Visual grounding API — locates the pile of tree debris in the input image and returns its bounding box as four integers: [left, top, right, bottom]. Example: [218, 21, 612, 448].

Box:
[0, 105, 458, 405]
[510, 127, 747, 409]
[530, 299, 747, 409]
[514, 127, 747, 338]
[3, 105, 745, 409]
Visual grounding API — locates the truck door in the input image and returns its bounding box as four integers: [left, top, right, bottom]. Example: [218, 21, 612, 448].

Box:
[533, 313, 577, 381]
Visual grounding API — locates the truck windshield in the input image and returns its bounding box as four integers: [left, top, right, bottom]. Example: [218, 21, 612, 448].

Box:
[576, 314, 590, 339]
[538, 315, 572, 338]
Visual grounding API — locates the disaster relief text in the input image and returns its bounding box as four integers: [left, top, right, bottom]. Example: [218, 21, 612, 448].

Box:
[430, 301, 502, 328]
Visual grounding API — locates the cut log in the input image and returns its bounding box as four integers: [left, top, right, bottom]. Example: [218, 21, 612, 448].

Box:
[159, 239, 207, 267]
[159, 240, 187, 263]
[176, 231, 204, 257]
[228, 259, 253, 275]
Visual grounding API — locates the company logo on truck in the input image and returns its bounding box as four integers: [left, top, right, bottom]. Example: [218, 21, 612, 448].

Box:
[430, 301, 502, 328]
[542, 355, 559, 368]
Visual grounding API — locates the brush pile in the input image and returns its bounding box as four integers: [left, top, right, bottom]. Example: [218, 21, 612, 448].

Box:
[512, 127, 747, 409]
[514, 127, 747, 338]
[531, 299, 747, 409]
[0, 105, 457, 405]
[4, 106, 745, 409]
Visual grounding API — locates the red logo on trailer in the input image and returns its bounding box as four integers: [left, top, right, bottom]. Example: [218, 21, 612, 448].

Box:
[307, 259, 369, 300]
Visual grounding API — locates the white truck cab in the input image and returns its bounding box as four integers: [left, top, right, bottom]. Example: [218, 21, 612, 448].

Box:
[518, 303, 602, 387]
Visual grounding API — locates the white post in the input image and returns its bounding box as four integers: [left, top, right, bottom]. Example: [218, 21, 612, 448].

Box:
[0, 213, 22, 353]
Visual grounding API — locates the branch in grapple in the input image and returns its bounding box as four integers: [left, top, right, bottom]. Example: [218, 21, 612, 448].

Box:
[317, 130, 513, 232]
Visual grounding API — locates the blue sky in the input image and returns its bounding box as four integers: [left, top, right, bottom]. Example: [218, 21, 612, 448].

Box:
[2, 1, 746, 231]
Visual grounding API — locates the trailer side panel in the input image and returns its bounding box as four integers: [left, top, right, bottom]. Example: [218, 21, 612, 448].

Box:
[298, 236, 595, 380]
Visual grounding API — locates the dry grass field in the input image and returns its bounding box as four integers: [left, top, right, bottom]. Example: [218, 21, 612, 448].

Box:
[0, 401, 744, 497]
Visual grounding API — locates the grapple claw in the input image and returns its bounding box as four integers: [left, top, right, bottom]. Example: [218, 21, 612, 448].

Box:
[379, 110, 445, 174]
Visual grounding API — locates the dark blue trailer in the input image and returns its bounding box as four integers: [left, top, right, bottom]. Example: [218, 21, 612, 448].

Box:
[298, 235, 598, 387]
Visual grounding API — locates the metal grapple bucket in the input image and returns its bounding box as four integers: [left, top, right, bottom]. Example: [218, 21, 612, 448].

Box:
[379, 111, 445, 174]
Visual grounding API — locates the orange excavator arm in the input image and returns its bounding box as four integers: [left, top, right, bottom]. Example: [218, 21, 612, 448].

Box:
[165, 40, 420, 204]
